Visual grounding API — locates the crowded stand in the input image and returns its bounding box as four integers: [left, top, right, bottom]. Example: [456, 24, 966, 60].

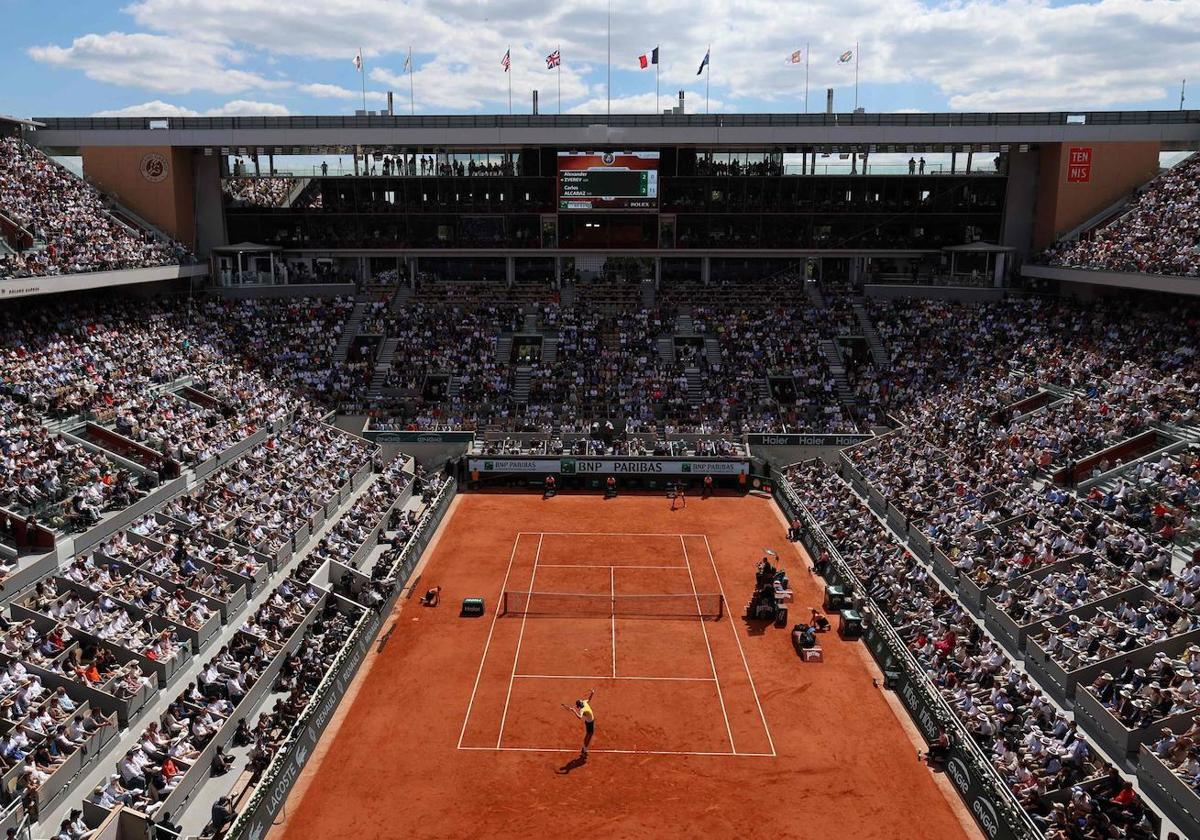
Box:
[222, 178, 297, 208]
[1043, 154, 1200, 277]
[784, 459, 1162, 838]
[0, 137, 189, 278]
[294, 456, 414, 583]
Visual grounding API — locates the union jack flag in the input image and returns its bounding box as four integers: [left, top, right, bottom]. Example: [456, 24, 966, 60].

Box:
[501, 49, 511, 71]
[546, 49, 561, 70]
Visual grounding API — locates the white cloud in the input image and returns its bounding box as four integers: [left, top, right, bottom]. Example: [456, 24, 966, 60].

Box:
[206, 100, 291, 116]
[31, 0, 1200, 113]
[91, 99, 290, 117]
[298, 83, 387, 101]
[91, 100, 200, 117]
[565, 91, 725, 115]
[28, 31, 286, 95]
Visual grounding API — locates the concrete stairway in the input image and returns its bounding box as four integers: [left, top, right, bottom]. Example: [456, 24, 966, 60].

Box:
[657, 336, 676, 364]
[820, 338, 856, 403]
[641, 280, 656, 308]
[495, 334, 513, 365]
[559, 284, 576, 308]
[805, 279, 826, 309]
[676, 313, 695, 335]
[389, 285, 413, 311]
[332, 302, 368, 364]
[685, 367, 704, 404]
[704, 337, 722, 367]
[852, 301, 889, 367]
[512, 366, 533, 402]
[541, 335, 558, 363]
[367, 337, 400, 397]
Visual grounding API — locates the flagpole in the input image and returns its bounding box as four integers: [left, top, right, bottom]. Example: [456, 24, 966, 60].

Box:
[854, 41, 859, 110]
[804, 42, 810, 113]
[655, 46, 660, 114]
[606, 0, 612, 117]
[360, 46, 367, 113]
[558, 44, 562, 114]
[408, 47, 415, 115]
[508, 44, 512, 115]
[706, 45, 710, 114]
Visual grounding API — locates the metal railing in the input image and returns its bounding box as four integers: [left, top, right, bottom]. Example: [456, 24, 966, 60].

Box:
[223, 476, 456, 840]
[774, 473, 1042, 840]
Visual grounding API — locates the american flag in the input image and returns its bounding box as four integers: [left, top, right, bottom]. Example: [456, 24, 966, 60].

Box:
[546, 49, 561, 70]
[501, 49, 511, 71]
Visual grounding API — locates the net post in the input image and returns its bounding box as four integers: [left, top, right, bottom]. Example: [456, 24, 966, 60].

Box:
[499, 591, 507, 616]
[716, 594, 724, 621]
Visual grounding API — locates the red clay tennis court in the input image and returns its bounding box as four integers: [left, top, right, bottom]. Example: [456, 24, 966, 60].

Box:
[272, 494, 977, 840]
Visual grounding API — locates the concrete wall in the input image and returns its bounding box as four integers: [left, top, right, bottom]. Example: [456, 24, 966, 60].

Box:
[0, 264, 207, 301]
[1022, 263, 1200, 297]
[863, 284, 1007, 302]
[1032, 141, 1160, 250]
[82, 145, 198, 247]
[193, 152, 227, 258]
[212, 282, 357, 299]
[1000, 149, 1040, 264]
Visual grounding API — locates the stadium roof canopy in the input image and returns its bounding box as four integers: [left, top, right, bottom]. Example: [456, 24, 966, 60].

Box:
[25, 110, 1200, 153]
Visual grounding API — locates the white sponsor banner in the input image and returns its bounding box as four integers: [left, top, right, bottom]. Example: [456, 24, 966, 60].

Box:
[468, 458, 561, 473]
[467, 457, 750, 475]
[0, 263, 207, 299]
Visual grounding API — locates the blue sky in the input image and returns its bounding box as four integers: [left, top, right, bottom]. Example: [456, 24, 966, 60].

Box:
[1, 0, 1196, 118]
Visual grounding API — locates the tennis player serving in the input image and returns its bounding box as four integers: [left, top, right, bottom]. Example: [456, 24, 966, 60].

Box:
[564, 689, 596, 757]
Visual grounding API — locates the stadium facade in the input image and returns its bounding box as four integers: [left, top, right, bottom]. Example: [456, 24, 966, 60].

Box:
[15, 109, 1200, 295]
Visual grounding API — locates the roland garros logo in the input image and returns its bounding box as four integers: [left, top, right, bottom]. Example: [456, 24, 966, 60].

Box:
[140, 152, 169, 182]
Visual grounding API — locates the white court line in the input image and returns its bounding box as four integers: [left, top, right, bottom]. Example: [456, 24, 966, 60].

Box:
[458, 745, 776, 757]
[610, 566, 617, 678]
[703, 534, 777, 758]
[514, 674, 717, 682]
[457, 532, 524, 749]
[523, 531, 709, 537]
[680, 535, 736, 754]
[536, 563, 688, 569]
[496, 532, 544, 749]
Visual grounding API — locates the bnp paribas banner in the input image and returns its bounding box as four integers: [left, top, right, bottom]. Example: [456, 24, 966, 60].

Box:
[466, 458, 750, 475]
[561, 458, 750, 475]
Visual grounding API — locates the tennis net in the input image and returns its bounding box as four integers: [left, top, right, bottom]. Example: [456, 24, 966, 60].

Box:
[500, 590, 724, 619]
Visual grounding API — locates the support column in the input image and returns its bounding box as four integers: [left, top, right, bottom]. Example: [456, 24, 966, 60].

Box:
[506, 256, 515, 286]
[701, 256, 711, 285]
[951, 151, 957, 174]
[654, 257, 661, 289]
[554, 256, 562, 287]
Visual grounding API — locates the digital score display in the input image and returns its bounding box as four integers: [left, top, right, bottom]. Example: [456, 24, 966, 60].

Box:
[558, 151, 659, 210]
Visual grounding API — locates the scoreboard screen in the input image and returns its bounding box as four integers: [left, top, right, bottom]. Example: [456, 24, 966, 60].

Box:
[557, 151, 659, 210]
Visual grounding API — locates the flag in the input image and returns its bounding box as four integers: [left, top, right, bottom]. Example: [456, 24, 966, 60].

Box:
[638, 47, 659, 69]
[404, 49, 412, 73]
[501, 49, 511, 72]
[696, 48, 709, 75]
[786, 49, 803, 65]
[838, 49, 854, 63]
[352, 52, 363, 71]
[546, 49, 561, 70]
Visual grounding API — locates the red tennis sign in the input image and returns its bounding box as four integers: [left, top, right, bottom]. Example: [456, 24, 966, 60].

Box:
[1067, 147, 1092, 183]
